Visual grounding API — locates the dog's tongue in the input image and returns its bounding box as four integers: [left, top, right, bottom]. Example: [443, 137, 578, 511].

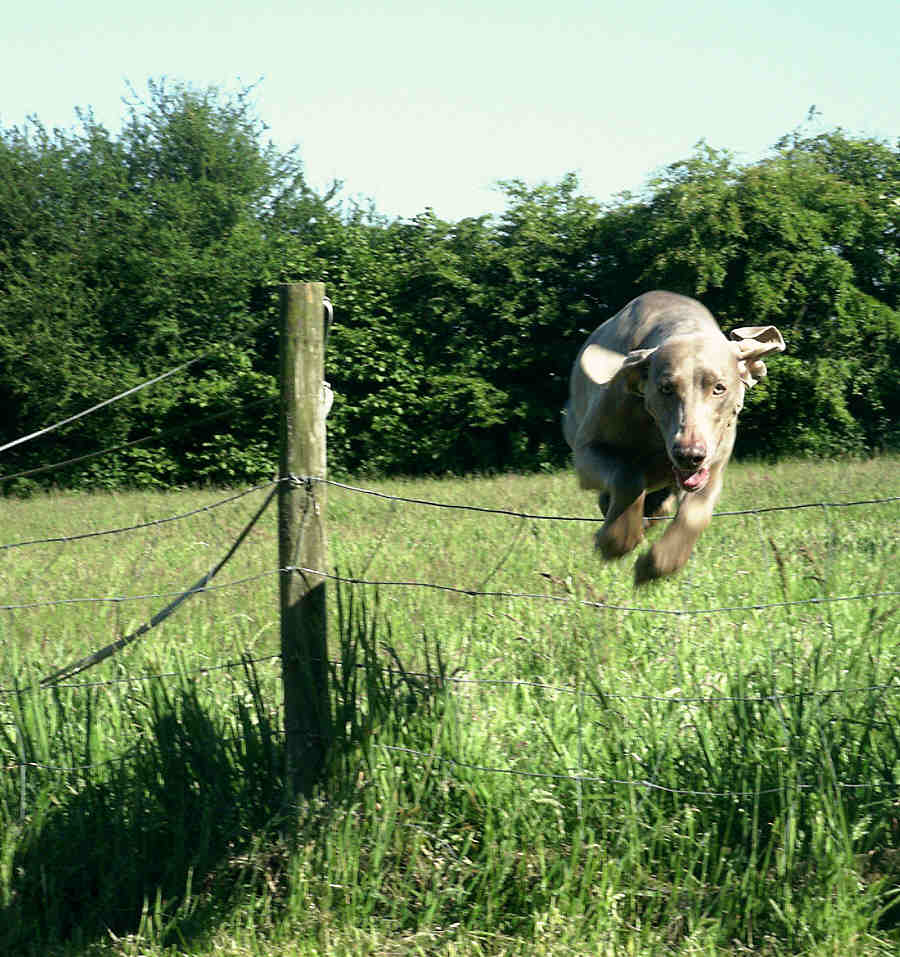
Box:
[679, 467, 709, 491]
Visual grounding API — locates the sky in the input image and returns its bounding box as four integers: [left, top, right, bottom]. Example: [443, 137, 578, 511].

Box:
[3, 0, 898, 222]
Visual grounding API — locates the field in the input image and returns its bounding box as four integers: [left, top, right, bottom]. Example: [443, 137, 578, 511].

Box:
[1, 458, 899, 955]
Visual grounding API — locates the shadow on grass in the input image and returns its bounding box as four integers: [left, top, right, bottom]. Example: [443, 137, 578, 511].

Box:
[0, 583, 446, 955]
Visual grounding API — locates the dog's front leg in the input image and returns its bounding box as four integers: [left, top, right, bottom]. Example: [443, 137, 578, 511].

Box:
[599, 481, 647, 559]
[573, 443, 646, 558]
[634, 465, 724, 585]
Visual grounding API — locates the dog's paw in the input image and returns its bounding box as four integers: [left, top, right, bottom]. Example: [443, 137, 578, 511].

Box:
[634, 540, 690, 585]
[634, 544, 680, 585]
[633, 548, 662, 586]
[595, 524, 643, 560]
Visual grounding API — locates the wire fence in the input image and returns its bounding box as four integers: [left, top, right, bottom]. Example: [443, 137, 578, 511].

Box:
[1, 342, 899, 805]
[1, 469, 897, 633]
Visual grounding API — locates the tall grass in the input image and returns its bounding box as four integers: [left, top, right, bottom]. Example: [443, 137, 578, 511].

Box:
[0, 458, 898, 955]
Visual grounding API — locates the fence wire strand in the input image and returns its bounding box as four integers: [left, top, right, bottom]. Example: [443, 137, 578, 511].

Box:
[9, 564, 892, 618]
[375, 743, 900, 798]
[0, 480, 279, 553]
[288, 564, 899, 617]
[37, 483, 279, 687]
[307, 474, 900, 522]
[0, 395, 272, 485]
[0, 356, 210, 455]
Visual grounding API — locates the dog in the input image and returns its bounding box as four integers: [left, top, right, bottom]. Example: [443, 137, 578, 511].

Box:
[562, 291, 785, 585]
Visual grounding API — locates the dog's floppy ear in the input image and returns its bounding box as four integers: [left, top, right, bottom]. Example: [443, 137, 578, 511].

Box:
[580, 344, 625, 386]
[620, 346, 657, 395]
[580, 343, 657, 394]
[729, 326, 785, 387]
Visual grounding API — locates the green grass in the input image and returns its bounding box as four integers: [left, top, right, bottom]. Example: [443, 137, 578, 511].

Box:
[1, 458, 898, 955]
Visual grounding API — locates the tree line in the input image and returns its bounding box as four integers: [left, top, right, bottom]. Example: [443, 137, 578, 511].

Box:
[0, 80, 897, 491]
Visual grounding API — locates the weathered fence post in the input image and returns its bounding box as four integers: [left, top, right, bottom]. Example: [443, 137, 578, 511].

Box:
[279, 282, 331, 800]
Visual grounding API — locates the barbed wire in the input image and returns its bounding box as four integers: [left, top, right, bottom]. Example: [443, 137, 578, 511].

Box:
[7, 688, 900, 800]
[7, 738, 892, 799]
[5, 646, 900, 709]
[0, 570, 279, 611]
[0, 654, 282, 701]
[1, 435, 897, 803]
[1, 460, 893, 560]
[6, 649, 900, 801]
[308, 475, 900, 523]
[36, 483, 279, 687]
[3, 744, 142, 774]
[0, 297, 328, 486]
[332, 662, 900, 706]
[2, 474, 891, 633]
[375, 743, 900, 798]
[0, 395, 273, 485]
[5, 560, 894, 617]
[1, 474, 895, 723]
[288, 565, 899, 617]
[8, 694, 896, 800]
[0, 480, 280, 553]
[0, 355, 212, 455]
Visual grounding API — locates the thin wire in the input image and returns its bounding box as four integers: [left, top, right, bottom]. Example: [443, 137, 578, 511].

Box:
[329, 661, 900, 706]
[4, 649, 899, 708]
[2, 452, 896, 794]
[0, 480, 279, 553]
[5, 745, 141, 774]
[48, 654, 282, 691]
[7, 565, 891, 616]
[0, 357, 207, 454]
[9, 736, 897, 798]
[0, 654, 281, 697]
[39, 483, 279, 686]
[307, 475, 900, 523]
[375, 743, 899, 797]
[0, 570, 280, 610]
[0, 395, 271, 484]
[288, 565, 899, 617]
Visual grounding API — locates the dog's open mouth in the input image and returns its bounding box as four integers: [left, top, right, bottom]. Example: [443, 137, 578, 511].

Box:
[673, 466, 709, 492]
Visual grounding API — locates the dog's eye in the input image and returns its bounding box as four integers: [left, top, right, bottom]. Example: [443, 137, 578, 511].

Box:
[658, 381, 675, 395]
[712, 382, 727, 396]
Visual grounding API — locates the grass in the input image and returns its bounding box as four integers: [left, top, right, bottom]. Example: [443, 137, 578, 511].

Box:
[0, 457, 898, 955]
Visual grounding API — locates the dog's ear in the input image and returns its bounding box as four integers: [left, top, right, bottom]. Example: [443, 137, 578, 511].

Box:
[580, 344, 626, 386]
[729, 326, 785, 387]
[620, 346, 657, 395]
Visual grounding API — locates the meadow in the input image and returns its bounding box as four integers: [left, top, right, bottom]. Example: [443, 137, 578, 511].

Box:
[1, 458, 898, 955]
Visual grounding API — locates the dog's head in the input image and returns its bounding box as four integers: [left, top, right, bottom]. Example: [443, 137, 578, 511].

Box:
[618, 325, 784, 492]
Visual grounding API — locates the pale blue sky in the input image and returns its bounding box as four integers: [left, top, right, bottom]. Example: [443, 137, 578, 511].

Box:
[3, 0, 898, 221]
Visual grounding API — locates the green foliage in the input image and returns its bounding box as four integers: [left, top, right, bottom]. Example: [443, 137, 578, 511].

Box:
[0, 82, 897, 489]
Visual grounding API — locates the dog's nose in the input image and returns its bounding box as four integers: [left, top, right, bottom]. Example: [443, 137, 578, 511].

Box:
[673, 443, 707, 469]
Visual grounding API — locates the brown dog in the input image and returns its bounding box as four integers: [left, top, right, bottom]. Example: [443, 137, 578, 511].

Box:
[562, 291, 785, 585]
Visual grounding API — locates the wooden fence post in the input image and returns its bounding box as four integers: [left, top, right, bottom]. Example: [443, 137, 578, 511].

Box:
[279, 281, 331, 799]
